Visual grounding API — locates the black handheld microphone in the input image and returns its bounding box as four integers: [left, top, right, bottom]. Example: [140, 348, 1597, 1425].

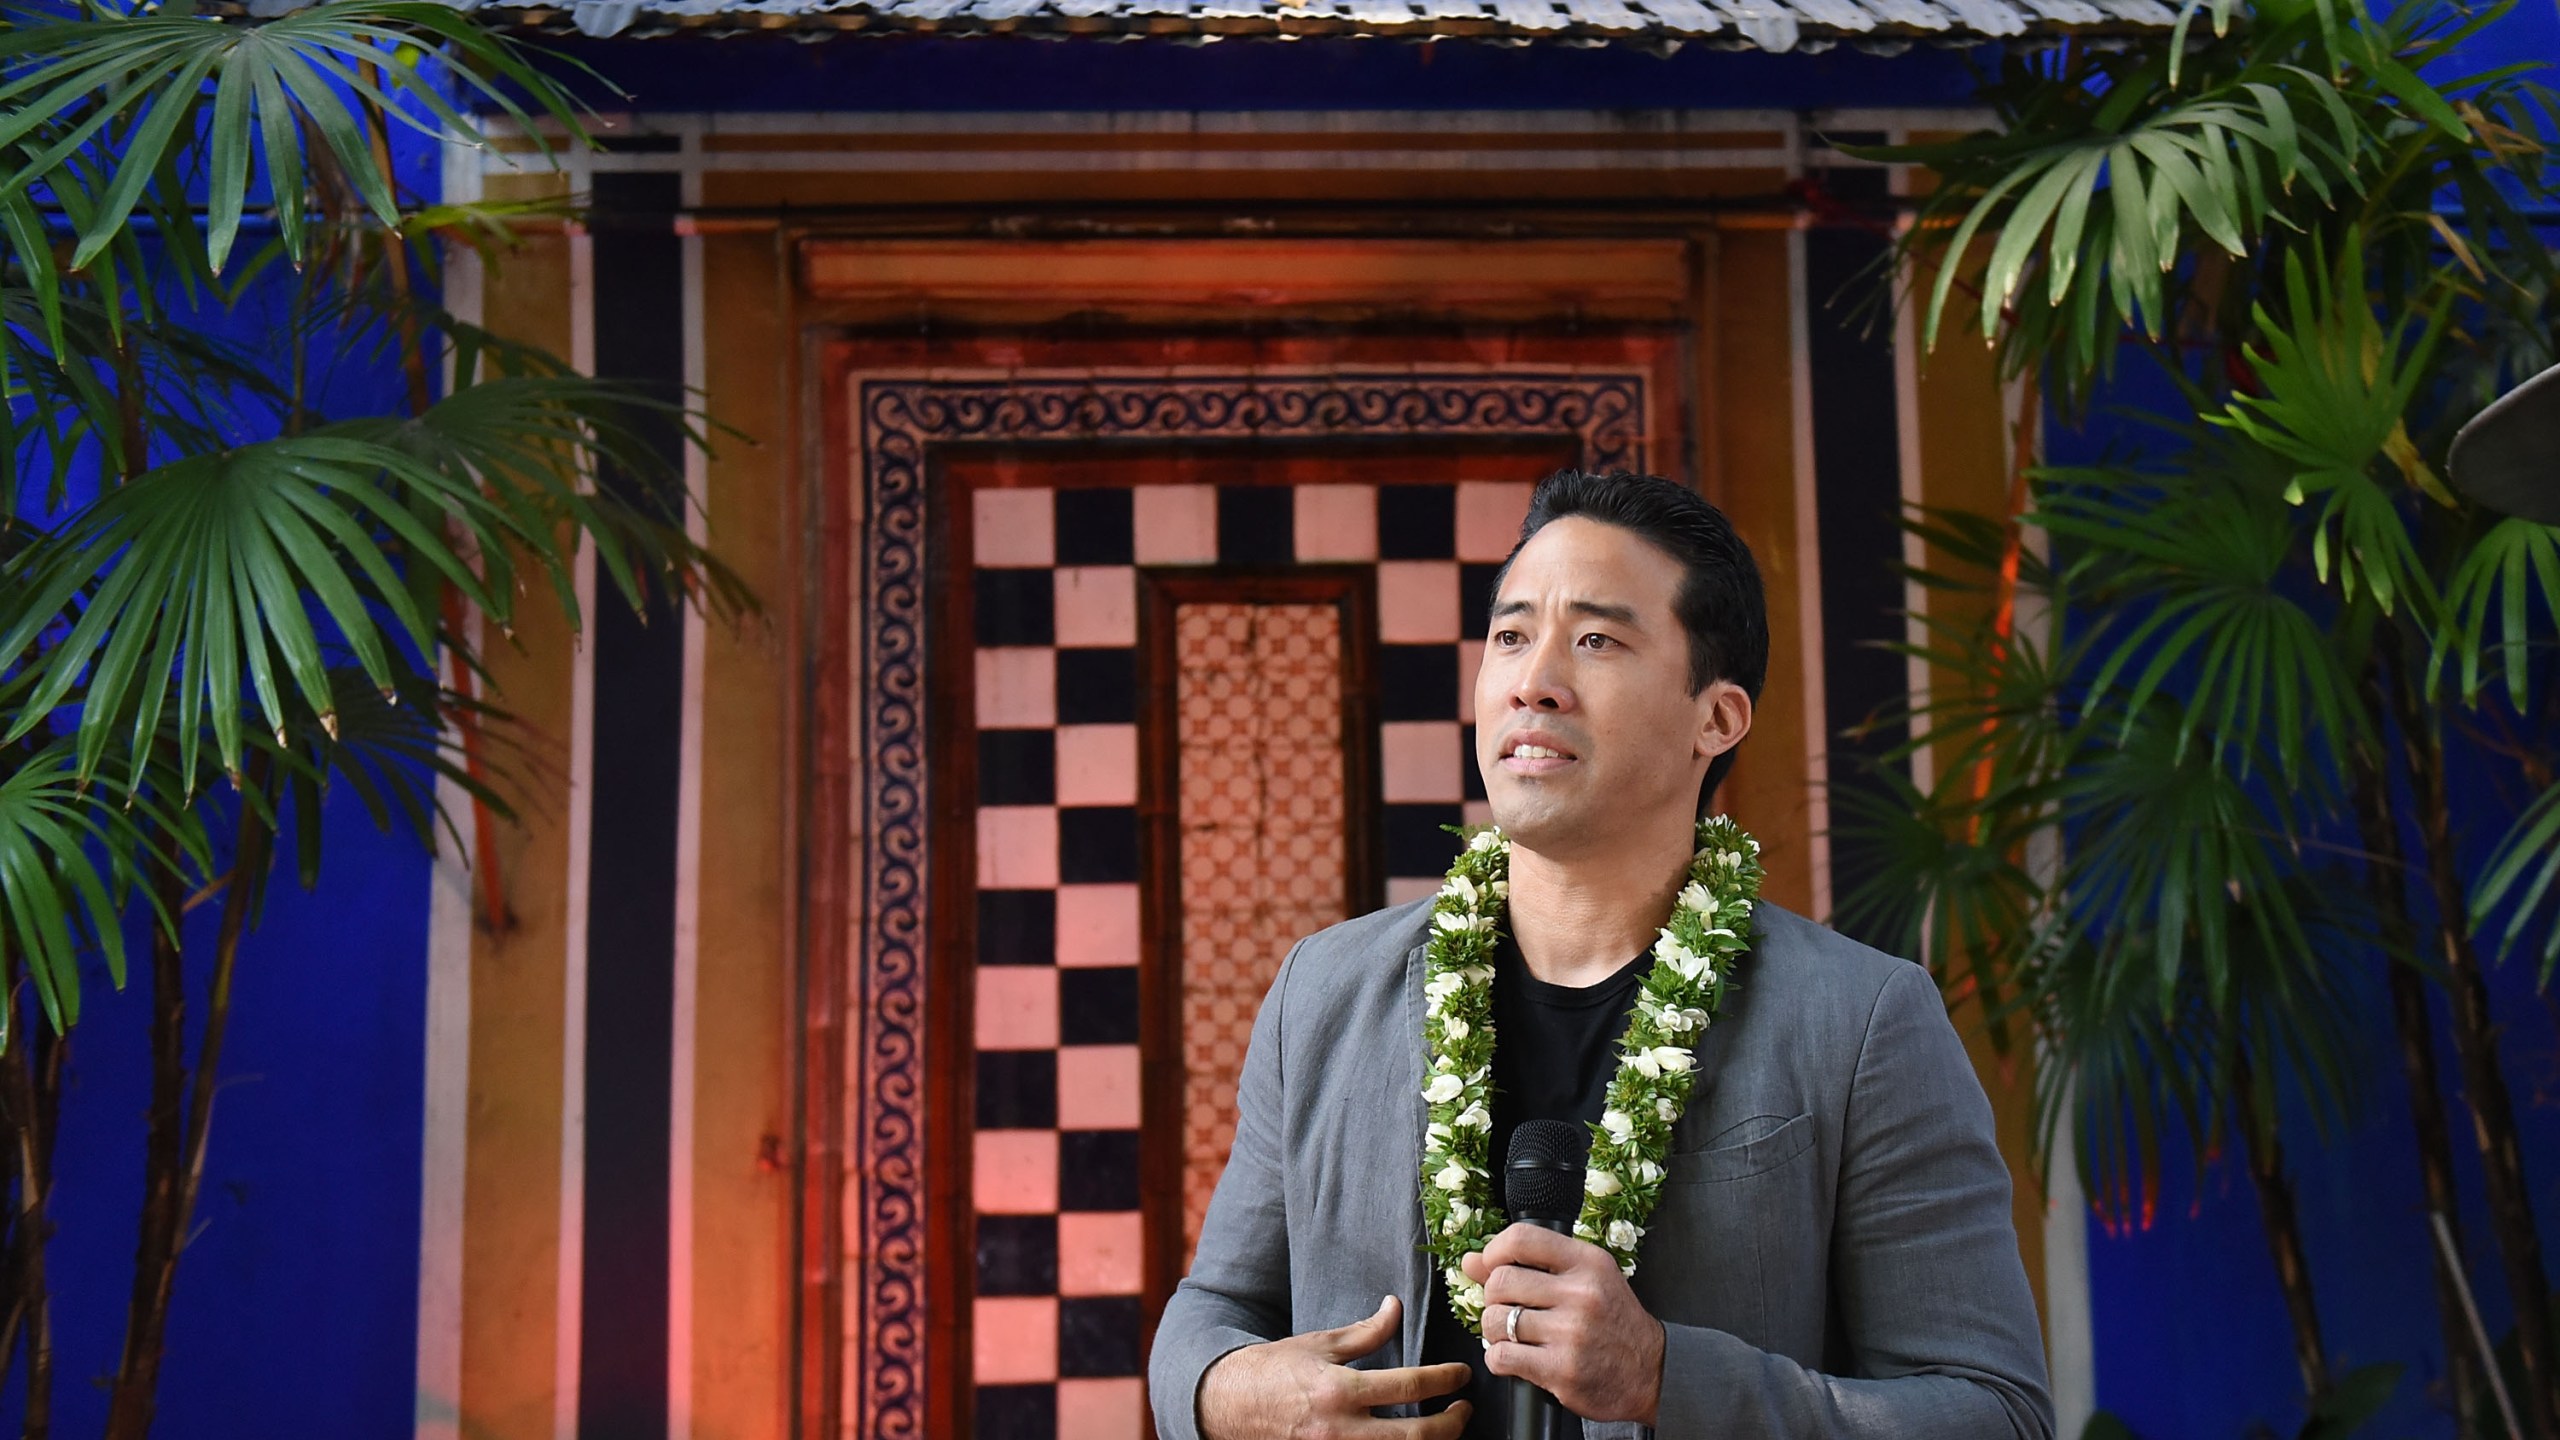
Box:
[1503, 1118, 1589, 1440]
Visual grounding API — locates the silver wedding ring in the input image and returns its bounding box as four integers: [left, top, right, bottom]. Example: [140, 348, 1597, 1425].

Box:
[1503, 1303, 1522, 1343]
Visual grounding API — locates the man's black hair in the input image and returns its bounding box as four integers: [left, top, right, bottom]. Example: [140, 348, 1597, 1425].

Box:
[1492, 468, 1770, 815]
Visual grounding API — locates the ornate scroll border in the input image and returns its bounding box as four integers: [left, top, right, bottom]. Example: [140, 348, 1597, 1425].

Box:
[849, 368, 1646, 1437]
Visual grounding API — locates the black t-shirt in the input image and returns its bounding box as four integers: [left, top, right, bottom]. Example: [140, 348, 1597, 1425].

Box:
[1417, 932, 1651, 1439]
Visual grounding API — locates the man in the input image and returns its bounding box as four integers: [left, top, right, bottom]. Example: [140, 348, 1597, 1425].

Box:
[1147, 470, 2054, 1440]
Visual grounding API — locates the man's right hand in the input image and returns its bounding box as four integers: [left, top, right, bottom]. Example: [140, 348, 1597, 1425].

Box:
[1196, 1295, 1473, 1440]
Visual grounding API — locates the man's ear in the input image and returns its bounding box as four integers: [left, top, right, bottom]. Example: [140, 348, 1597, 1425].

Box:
[1695, 680, 1753, 762]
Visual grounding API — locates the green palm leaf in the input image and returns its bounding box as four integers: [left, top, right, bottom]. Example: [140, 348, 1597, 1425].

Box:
[2433, 517, 2560, 711]
[0, 0, 596, 276]
[2034, 461, 2365, 782]
[0, 740, 174, 1046]
[2474, 783, 2560, 980]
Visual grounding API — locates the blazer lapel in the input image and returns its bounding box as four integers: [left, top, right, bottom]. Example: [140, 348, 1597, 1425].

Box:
[1398, 938, 1432, 1365]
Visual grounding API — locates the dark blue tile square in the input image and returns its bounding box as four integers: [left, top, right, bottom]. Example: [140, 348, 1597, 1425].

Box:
[1057, 648, 1138, 725]
[1378, 645, 1459, 723]
[1059, 967, 1140, 1047]
[975, 1384, 1055, 1440]
[1460, 725, 1487, 801]
[1378, 485, 1455, 560]
[1461, 561, 1505, 640]
[976, 1050, 1057, 1130]
[976, 1213, 1058, 1297]
[1384, 804, 1465, 879]
[978, 889, 1056, 967]
[1055, 489, 1134, 567]
[978, 729, 1057, 807]
[976, 568, 1055, 648]
[1059, 1295, 1145, 1378]
[1057, 1130, 1141, 1211]
[1218, 485, 1293, 564]
[1058, 806, 1139, 885]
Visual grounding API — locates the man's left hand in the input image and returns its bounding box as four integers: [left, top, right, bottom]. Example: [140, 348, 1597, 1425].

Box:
[1461, 1225, 1665, 1426]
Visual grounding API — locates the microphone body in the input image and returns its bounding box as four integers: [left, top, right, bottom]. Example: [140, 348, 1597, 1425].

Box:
[1502, 1119, 1590, 1440]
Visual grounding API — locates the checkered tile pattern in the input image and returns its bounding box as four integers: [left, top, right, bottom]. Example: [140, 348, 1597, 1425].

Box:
[968, 478, 1530, 1436]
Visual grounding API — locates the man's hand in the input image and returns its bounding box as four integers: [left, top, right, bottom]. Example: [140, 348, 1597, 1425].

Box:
[1197, 1295, 1473, 1440]
[1462, 1224, 1666, 1425]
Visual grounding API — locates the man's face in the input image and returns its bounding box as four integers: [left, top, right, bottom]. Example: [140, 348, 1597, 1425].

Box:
[1473, 516, 1746, 858]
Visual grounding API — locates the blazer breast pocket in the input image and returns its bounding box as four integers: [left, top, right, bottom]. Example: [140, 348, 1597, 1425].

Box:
[1663, 1112, 1814, 1184]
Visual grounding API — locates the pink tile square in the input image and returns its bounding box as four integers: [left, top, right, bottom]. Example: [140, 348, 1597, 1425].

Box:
[1056, 725, 1139, 807]
[973, 1296, 1059, 1384]
[1463, 800, 1494, 829]
[1457, 640, 1486, 725]
[1456, 481, 1536, 562]
[1387, 876, 1442, 907]
[1056, 884, 1141, 968]
[977, 647, 1057, 729]
[1380, 722, 1464, 803]
[1056, 1045, 1142, 1130]
[1293, 484, 1378, 562]
[1056, 1377, 1147, 1440]
[1132, 485, 1217, 565]
[975, 965, 1060, 1051]
[974, 1129, 1058, 1214]
[1055, 567, 1138, 649]
[1056, 1212, 1146, 1297]
[1377, 562, 1461, 644]
[977, 806, 1060, 889]
[974, 488, 1055, 568]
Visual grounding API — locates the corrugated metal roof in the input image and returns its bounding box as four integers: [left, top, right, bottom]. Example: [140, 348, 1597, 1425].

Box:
[255, 0, 2175, 47]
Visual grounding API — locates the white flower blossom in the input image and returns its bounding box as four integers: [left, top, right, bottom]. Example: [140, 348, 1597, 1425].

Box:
[1606, 1219, 1644, 1252]
[1448, 1199, 1475, 1230]
[1423, 1073, 1465, 1104]
[1434, 910, 1491, 935]
[1425, 972, 1465, 1004]
[1456, 1101, 1491, 1131]
[1428, 1121, 1453, 1144]
[1445, 874, 1480, 909]
[1435, 1161, 1470, 1192]
[1656, 1096, 1679, 1122]
[1679, 882, 1717, 916]
[1630, 1158, 1664, 1186]
[1629, 1051, 1660, 1080]
[1649, 1046, 1695, 1074]
[1443, 1016, 1472, 1042]
[1586, 1167, 1622, 1197]
[1600, 1109, 1635, 1144]
[1446, 1265, 1473, 1292]
[1469, 828, 1504, 854]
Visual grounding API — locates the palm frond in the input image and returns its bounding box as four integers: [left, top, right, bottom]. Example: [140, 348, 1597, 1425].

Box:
[2209, 229, 2455, 620]
[0, 740, 167, 1045]
[2434, 517, 2560, 712]
[0, 0, 596, 277]
[2474, 781, 2560, 981]
[2034, 459, 2365, 784]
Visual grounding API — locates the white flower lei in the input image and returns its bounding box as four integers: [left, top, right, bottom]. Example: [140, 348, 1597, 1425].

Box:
[1418, 815, 1763, 1333]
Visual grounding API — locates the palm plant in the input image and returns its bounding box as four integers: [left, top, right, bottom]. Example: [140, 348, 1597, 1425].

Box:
[0, 3, 742, 1433]
[1843, 2, 2560, 1434]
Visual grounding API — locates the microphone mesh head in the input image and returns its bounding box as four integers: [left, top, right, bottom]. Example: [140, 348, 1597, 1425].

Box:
[1504, 1118, 1589, 1222]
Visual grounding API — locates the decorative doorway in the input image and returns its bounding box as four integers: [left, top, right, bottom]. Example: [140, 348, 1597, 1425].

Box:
[810, 338, 1683, 1438]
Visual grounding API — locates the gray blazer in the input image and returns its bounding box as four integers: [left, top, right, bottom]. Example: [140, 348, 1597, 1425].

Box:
[1147, 898, 2056, 1440]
